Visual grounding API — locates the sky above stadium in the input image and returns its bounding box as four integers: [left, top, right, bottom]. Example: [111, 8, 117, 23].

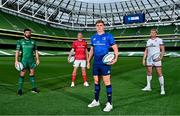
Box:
[77, 0, 126, 3]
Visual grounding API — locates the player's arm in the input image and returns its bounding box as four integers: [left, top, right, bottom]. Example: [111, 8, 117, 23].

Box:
[142, 48, 148, 66]
[68, 48, 74, 63]
[15, 50, 20, 66]
[110, 44, 118, 65]
[160, 45, 165, 60]
[15, 40, 20, 66]
[35, 50, 40, 65]
[69, 48, 74, 57]
[87, 46, 94, 69]
[34, 41, 40, 65]
[86, 48, 89, 61]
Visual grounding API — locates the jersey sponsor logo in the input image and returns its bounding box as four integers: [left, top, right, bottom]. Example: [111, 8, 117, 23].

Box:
[102, 37, 106, 40]
[22, 45, 33, 48]
[77, 45, 86, 48]
[93, 43, 106, 46]
[147, 43, 156, 47]
[93, 40, 106, 46]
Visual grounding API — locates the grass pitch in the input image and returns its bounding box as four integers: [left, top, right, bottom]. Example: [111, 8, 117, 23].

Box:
[0, 56, 180, 115]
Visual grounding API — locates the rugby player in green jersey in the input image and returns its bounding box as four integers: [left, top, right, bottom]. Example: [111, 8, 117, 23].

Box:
[15, 29, 40, 96]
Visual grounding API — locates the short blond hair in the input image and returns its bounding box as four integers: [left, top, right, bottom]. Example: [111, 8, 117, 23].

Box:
[151, 28, 158, 34]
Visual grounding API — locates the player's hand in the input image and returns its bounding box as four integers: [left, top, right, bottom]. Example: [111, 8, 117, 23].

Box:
[142, 59, 146, 66]
[68, 56, 71, 63]
[36, 60, 40, 66]
[87, 62, 90, 69]
[160, 56, 163, 61]
[108, 58, 118, 65]
[68, 60, 70, 63]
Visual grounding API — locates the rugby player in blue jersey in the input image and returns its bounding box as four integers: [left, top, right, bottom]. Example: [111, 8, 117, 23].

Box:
[87, 20, 118, 112]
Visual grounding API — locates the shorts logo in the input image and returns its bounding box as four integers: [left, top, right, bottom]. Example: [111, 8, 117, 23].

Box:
[108, 70, 110, 74]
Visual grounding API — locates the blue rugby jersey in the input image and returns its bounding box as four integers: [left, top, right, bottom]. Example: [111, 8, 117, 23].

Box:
[91, 33, 115, 64]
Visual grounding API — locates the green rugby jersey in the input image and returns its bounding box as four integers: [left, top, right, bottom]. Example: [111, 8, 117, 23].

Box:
[16, 38, 37, 61]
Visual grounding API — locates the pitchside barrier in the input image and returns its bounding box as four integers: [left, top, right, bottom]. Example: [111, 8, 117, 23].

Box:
[0, 50, 180, 57]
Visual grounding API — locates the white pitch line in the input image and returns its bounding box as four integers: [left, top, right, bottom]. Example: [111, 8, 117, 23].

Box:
[0, 50, 13, 55]
[37, 74, 71, 82]
[38, 51, 54, 55]
[0, 83, 15, 86]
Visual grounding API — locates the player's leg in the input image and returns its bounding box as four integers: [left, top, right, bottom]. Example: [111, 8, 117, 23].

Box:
[102, 75, 113, 112]
[100, 64, 113, 112]
[88, 65, 101, 108]
[103, 75, 112, 103]
[71, 60, 80, 87]
[80, 60, 89, 86]
[71, 67, 78, 87]
[156, 66, 165, 95]
[142, 66, 153, 91]
[88, 75, 101, 107]
[17, 69, 26, 96]
[29, 69, 39, 93]
[28, 61, 39, 93]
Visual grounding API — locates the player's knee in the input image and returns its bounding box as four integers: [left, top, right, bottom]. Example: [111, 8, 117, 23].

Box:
[73, 68, 78, 72]
[147, 71, 152, 76]
[94, 77, 99, 84]
[94, 80, 99, 84]
[103, 79, 111, 85]
[157, 72, 162, 77]
[29, 70, 35, 76]
[81, 68, 86, 72]
[29, 73, 34, 76]
[20, 70, 26, 76]
[20, 73, 25, 76]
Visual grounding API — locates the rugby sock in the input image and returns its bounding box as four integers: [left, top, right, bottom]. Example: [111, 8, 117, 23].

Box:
[71, 72, 76, 82]
[94, 84, 100, 102]
[158, 76, 164, 88]
[18, 76, 24, 90]
[82, 70, 87, 82]
[106, 85, 112, 104]
[147, 75, 152, 88]
[29, 75, 36, 89]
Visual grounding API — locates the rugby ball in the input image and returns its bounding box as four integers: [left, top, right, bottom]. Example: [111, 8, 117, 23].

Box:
[15, 62, 24, 71]
[102, 53, 115, 64]
[68, 56, 75, 63]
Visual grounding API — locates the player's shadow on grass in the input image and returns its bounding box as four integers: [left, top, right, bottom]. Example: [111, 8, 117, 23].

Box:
[113, 91, 166, 111]
[62, 89, 91, 103]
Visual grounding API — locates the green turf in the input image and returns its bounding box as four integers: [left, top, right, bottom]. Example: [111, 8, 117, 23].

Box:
[0, 56, 180, 115]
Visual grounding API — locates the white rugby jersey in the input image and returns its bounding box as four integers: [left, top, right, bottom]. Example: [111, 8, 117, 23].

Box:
[146, 37, 164, 57]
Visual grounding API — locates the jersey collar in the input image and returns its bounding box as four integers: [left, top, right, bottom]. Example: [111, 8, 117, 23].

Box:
[24, 37, 31, 41]
[96, 32, 106, 36]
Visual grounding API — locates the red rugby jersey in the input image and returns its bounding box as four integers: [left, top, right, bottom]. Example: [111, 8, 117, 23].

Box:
[72, 39, 87, 60]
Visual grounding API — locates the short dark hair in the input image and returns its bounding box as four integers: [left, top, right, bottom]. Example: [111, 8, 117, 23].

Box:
[95, 20, 105, 25]
[24, 28, 31, 33]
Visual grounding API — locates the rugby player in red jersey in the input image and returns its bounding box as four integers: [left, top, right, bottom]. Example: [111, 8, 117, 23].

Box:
[68, 32, 89, 87]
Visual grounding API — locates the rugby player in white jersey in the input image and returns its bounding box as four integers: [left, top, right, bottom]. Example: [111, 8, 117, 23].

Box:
[142, 29, 165, 95]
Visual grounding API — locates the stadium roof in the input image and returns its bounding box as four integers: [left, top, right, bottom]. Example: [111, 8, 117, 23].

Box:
[0, 0, 180, 29]
[77, 0, 126, 3]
